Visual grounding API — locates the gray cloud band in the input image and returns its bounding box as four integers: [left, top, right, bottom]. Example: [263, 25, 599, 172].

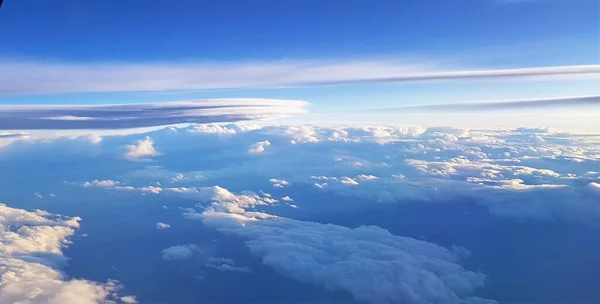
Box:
[364, 95, 600, 113]
[0, 99, 308, 130]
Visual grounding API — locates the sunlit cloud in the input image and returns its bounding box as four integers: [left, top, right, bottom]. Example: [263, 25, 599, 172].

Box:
[1, 59, 598, 94]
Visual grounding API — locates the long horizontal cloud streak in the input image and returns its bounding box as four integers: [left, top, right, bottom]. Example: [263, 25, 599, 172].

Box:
[1, 59, 598, 94]
[0, 98, 308, 130]
[364, 95, 600, 113]
[319, 65, 600, 85]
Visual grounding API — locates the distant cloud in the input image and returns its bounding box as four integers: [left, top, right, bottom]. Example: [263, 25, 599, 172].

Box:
[206, 257, 252, 273]
[125, 136, 160, 159]
[365, 95, 600, 113]
[0, 59, 597, 94]
[120, 296, 139, 304]
[0, 132, 29, 138]
[156, 222, 171, 230]
[269, 178, 289, 188]
[161, 244, 201, 260]
[248, 140, 271, 154]
[0, 98, 309, 130]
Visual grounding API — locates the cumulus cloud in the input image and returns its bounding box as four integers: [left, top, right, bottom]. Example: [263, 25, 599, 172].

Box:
[587, 182, 600, 196]
[0, 59, 597, 94]
[205, 257, 252, 273]
[156, 222, 171, 230]
[184, 186, 491, 304]
[120, 296, 138, 304]
[0, 98, 308, 130]
[67, 122, 600, 225]
[124, 136, 160, 159]
[269, 178, 289, 188]
[0, 203, 133, 304]
[248, 140, 271, 154]
[161, 244, 201, 261]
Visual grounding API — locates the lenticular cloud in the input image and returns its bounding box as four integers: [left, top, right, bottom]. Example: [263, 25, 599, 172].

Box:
[0, 98, 309, 130]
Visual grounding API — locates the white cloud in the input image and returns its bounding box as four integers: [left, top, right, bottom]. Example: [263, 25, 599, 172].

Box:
[156, 222, 171, 230]
[0, 203, 133, 304]
[161, 244, 201, 261]
[120, 295, 138, 304]
[187, 123, 262, 135]
[0, 59, 597, 94]
[587, 182, 600, 196]
[248, 140, 271, 154]
[281, 196, 293, 201]
[125, 136, 160, 159]
[269, 178, 289, 188]
[67, 123, 600, 225]
[205, 257, 252, 273]
[0, 98, 308, 130]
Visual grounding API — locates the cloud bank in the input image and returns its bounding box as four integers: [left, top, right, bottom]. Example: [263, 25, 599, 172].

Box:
[183, 186, 492, 304]
[1, 59, 597, 94]
[0, 203, 133, 304]
[0, 98, 308, 130]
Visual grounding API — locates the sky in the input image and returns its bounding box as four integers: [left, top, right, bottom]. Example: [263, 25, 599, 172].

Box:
[1, 2, 600, 304]
[0, 0, 599, 131]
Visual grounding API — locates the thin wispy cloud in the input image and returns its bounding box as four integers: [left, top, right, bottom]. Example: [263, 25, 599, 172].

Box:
[0, 98, 308, 130]
[1, 59, 598, 94]
[363, 95, 600, 113]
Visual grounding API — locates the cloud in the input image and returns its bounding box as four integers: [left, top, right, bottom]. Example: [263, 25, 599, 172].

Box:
[205, 257, 252, 273]
[587, 182, 600, 196]
[0, 131, 29, 138]
[365, 95, 600, 113]
[120, 296, 138, 304]
[156, 222, 171, 230]
[248, 140, 271, 154]
[1, 59, 598, 94]
[184, 186, 491, 304]
[161, 244, 201, 261]
[124, 136, 160, 159]
[269, 178, 289, 188]
[0, 203, 133, 304]
[0, 98, 309, 130]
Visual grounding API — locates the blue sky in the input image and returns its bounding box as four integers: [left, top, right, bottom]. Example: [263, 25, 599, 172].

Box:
[0, 0, 599, 130]
[1, 0, 597, 62]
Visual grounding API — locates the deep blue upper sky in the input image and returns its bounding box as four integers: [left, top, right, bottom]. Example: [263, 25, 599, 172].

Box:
[1, 0, 597, 62]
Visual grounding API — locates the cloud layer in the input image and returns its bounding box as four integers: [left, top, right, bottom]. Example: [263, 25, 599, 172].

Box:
[1, 59, 598, 94]
[0, 98, 308, 130]
[366, 95, 600, 112]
